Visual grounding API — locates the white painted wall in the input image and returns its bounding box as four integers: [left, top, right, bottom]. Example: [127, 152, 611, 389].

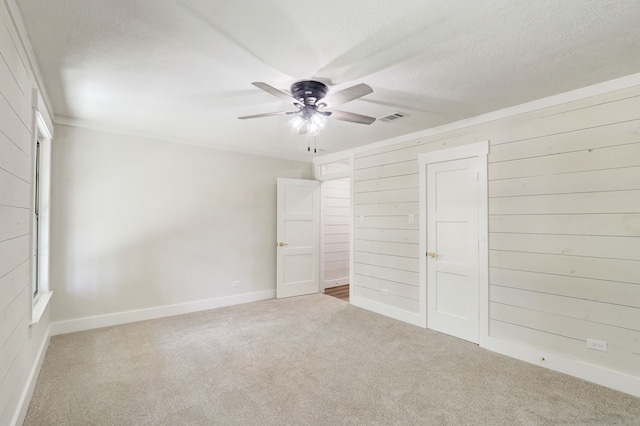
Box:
[0, 1, 53, 424]
[49, 124, 312, 326]
[321, 178, 350, 290]
[349, 83, 640, 394]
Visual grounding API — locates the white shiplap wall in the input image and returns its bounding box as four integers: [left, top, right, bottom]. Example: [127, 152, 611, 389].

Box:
[0, 2, 52, 424]
[321, 178, 350, 289]
[352, 85, 640, 379]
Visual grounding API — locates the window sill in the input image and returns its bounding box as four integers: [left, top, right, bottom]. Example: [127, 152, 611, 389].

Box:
[30, 291, 53, 326]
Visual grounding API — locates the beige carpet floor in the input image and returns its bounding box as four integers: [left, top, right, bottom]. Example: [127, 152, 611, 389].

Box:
[25, 294, 640, 425]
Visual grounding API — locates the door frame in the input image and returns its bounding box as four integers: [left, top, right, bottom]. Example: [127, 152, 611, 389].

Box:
[418, 141, 489, 345]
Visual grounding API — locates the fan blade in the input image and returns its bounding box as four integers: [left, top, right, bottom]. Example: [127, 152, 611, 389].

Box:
[328, 110, 376, 125]
[252, 82, 301, 105]
[238, 111, 297, 120]
[317, 83, 373, 109]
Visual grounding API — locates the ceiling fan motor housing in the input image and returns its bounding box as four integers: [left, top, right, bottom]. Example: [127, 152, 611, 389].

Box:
[290, 80, 328, 106]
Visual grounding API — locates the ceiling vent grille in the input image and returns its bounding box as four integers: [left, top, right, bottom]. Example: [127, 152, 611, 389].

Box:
[380, 111, 408, 122]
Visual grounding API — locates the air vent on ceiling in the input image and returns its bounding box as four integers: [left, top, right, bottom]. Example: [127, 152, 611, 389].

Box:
[380, 111, 408, 122]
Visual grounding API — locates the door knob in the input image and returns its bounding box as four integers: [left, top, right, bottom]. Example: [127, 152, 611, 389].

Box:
[278, 242, 288, 247]
[427, 251, 437, 258]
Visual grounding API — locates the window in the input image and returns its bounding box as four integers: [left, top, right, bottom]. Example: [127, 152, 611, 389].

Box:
[33, 139, 41, 296]
[31, 110, 53, 324]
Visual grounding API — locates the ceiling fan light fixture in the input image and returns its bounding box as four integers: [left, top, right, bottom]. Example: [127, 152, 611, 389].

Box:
[288, 111, 327, 136]
[288, 115, 305, 132]
[308, 113, 327, 135]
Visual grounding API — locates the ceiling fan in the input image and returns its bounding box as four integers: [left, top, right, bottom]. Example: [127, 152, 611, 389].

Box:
[238, 80, 376, 135]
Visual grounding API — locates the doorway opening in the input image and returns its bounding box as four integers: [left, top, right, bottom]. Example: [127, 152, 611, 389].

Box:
[321, 177, 351, 302]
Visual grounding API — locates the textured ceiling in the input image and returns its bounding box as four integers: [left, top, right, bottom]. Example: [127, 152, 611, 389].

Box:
[15, 0, 640, 159]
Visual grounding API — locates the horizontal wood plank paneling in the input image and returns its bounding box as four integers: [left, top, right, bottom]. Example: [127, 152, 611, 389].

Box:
[0, 235, 30, 278]
[489, 190, 640, 215]
[0, 261, 30, 314]
[326, 259, 349, 271]
[354, 251, 419, 273]
[323, 197, 350, 208]
[355, 129, 470, 159]
[355, 240, 419, 258]
[490, 143, 640, 180]
[325, 242, 349, 252]
[355, 188, 418, 205]
[326, 269, 349, 281]
[325, 251, 349, 262]
[0, 169, 30, 207]
[325, 233, 349, 244]
[325, 225, 349, 235]
[355, 174, 417, 193]
[0, 56, 30, 128]
[491, 285, 640, 331]
[490, 267, 640, 309]
[355, 228, 419, 244]
[354, 215, 419, 230]
[324, 206, 349, 216]
[489, 119, 640, 163]
[0, 328, 26, 425]
[0, 311, 28, 400]
[489, 319, 640, 377]
[491, 303, 640, 376]
[324, 216, 349, 226]
[1, 5, 49, 425]
[488, 93, 640, 146]
[489, 214, 640, 237]
[0, 92, 31, 154]
[0, 206, 29, 241]
[490, 233, 640, 261]
[354, 202, 418, 216]
[354, 263, 418, 286]
[0, 127, 30, 181]
[354, 160, 418, 181]
[489, 166, 640, 198]
[0, 288, 28, 350]
[354, 274, 419, 300]
[491, 302, 640, 353]
[352, 284, 419, 312]
[0, 17, 31, 99]
[355, 143, 436, 170]
[490, 250, 640, 285]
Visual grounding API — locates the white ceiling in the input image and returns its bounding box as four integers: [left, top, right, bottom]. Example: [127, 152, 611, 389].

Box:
[15, 0, 640, 160]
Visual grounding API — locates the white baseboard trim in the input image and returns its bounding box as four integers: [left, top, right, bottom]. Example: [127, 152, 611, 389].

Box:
[482, 336, 640, 398]
[13, 322, 52, 426]
[351, 295, 422, 327]
[50, 290, 276, 336]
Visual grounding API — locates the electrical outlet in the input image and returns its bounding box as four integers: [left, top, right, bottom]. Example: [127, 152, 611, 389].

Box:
[232, 280, 242, 288]
[586, 338, 607, 352]
[360, 215, 365, 223]
[381, 288, 389, 295]
[408, 214, 415, 224]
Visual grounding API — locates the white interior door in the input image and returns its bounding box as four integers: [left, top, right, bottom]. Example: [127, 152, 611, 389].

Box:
[276, 178, 320, 298]
[426, 156, 480, 343]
